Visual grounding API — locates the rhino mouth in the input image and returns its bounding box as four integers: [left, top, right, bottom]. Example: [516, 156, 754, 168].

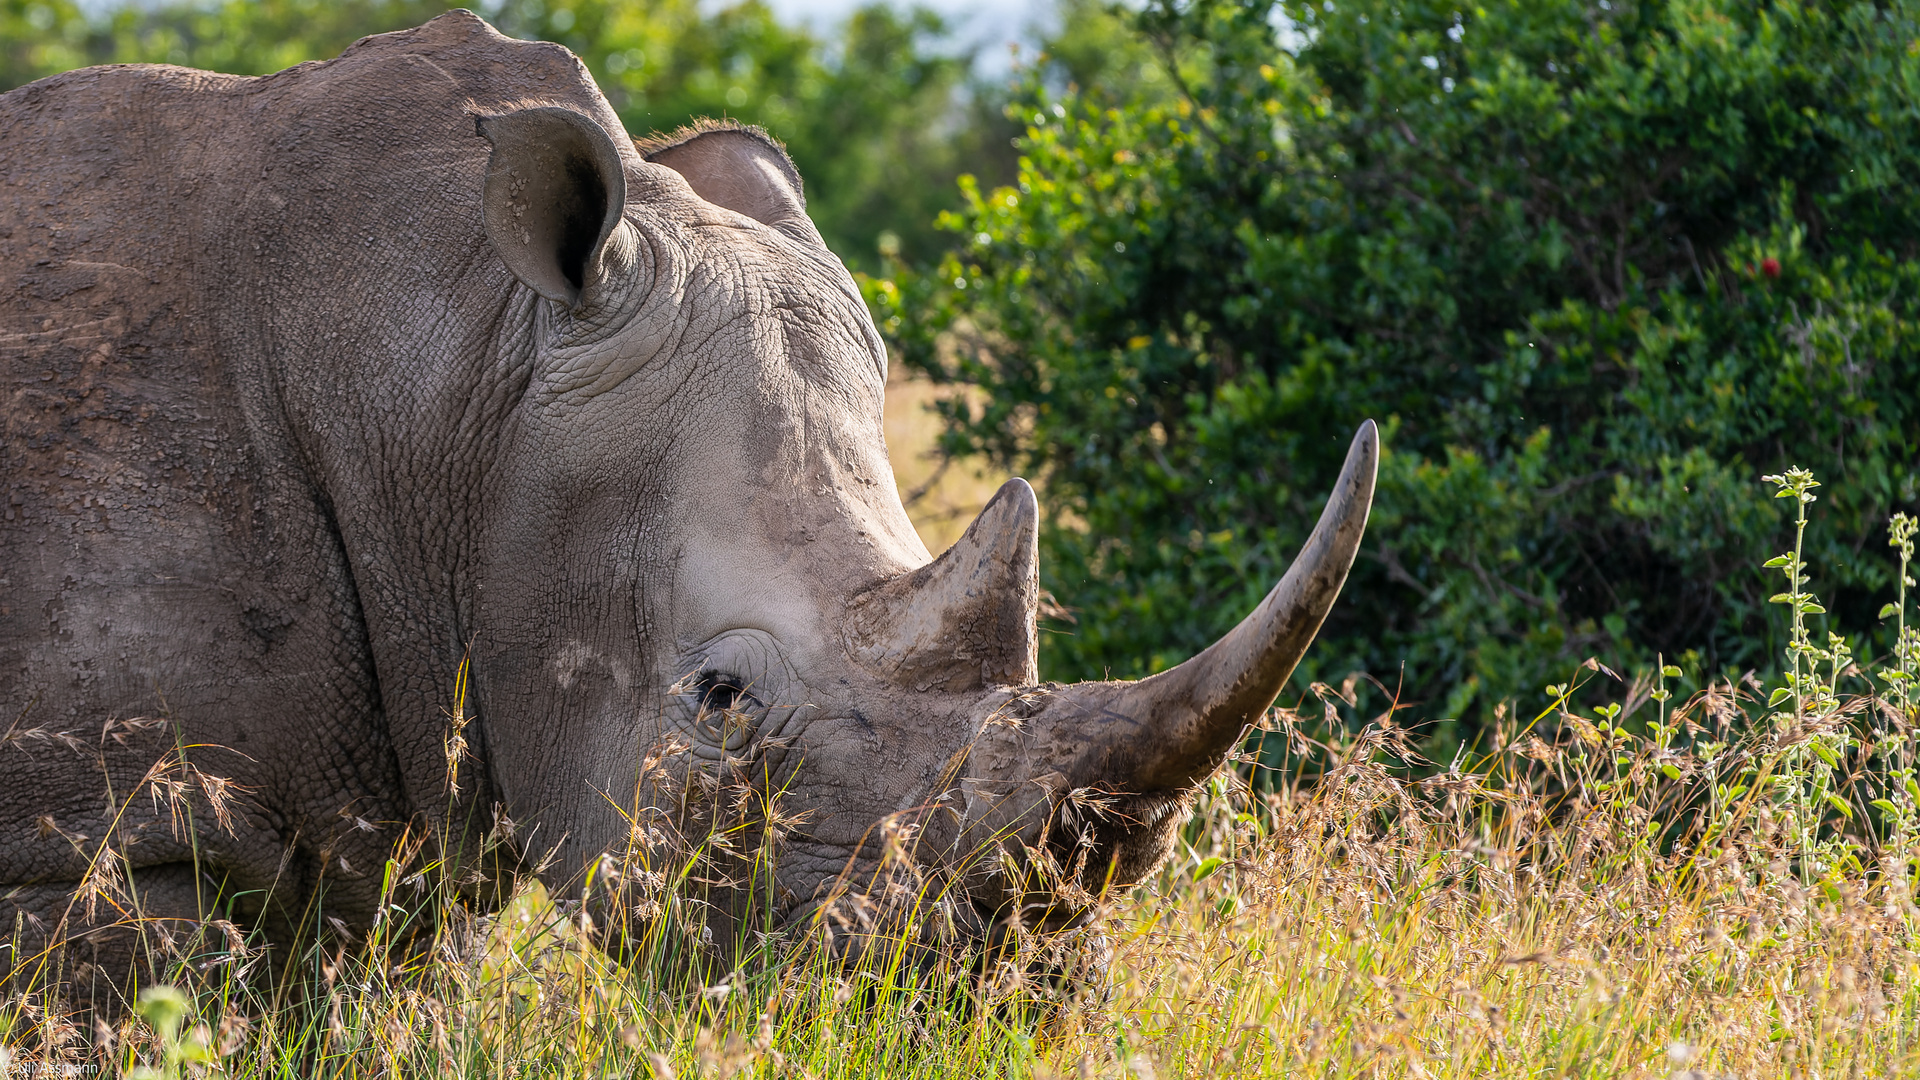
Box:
[1102, 788, 1193, 831]
[943, 784, 1197, 950]
[1049, 786, 1195, 882]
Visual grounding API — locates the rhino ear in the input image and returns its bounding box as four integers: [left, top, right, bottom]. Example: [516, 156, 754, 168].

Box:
[477, 107, 628, 307]
[641, 123, 808, 230]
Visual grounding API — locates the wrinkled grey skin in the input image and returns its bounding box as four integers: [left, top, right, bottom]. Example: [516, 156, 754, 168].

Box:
[0, 11, 1375, 1011]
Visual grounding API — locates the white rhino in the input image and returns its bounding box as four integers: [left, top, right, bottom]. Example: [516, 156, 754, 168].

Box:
[0, 11, 1374, 1009]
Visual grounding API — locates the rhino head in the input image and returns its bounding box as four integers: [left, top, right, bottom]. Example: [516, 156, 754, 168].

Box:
[459, 105, 1376, 967]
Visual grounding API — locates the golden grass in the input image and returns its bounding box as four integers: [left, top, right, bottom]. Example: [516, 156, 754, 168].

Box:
[9, 667, 1920, 1078]
[884, 364, 1010, 555]
[8, 477, 1917, 1077]
[1076, 758, 1919, 1078]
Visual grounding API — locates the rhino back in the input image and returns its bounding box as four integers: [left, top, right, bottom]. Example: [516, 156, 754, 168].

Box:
[0, 12, 623, 921]
[0, 63, 337, 892]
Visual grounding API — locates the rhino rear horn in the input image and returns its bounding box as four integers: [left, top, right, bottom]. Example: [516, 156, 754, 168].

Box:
[845, 478, 1039, 692]
[477, 107, 628, 307]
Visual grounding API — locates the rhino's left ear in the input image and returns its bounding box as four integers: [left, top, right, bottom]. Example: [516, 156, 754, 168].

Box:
[641, 122, 809, 233]
[477, 107, 628, 307]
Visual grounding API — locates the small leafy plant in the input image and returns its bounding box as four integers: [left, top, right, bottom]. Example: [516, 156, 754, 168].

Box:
[127, 986, 213, 1080]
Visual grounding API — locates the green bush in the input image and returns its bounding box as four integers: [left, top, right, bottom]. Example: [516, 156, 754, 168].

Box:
[878, 0, 1920, 739]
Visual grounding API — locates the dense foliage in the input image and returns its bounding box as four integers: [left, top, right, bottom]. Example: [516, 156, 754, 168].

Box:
[0, 0, 1014, 270]
[880, 0, 1920, 737]
[12, 0, 1920, 741]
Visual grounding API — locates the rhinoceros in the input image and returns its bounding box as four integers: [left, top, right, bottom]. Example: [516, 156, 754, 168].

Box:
[0, 10, 1375, 1010]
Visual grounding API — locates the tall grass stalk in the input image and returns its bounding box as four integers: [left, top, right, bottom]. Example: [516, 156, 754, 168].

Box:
[7, 469, 1920, 1077]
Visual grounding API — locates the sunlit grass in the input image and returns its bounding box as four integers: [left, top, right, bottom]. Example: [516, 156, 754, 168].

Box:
[11, 702, 1920, 1079]
[9, 476, 1920, 1078]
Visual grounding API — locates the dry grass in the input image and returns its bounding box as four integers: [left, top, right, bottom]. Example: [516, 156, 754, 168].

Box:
[8, 476, 1919, 1077]
[884, 363, 1010, 555]
[8, 661, 1920, 1078]
[1070, 709, 1920, 1078]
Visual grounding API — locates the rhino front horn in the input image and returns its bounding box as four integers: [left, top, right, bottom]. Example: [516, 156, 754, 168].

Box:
[845, 478, 1040, 692]
[1052, 420, 1378, 792]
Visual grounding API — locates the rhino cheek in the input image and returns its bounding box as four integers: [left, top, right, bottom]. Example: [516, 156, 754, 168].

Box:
[469, 476, 663, 891]
[489, 653, 653, 884]
[549, 638, 635, 694]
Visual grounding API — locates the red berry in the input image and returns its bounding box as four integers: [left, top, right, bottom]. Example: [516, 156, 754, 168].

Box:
[1761, 257, 1781, 278]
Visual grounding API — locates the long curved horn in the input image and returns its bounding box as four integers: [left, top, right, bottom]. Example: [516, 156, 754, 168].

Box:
[1050, 421, 1378, 791]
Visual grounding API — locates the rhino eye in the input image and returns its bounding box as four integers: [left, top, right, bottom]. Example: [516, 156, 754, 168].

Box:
[694, 671, 756, 713]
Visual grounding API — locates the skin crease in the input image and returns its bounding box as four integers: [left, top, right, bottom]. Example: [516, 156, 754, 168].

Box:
[0, 10, 1375, 1014]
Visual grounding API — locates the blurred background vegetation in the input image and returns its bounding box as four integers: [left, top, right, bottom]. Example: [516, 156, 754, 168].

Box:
[880, 0, 1920, 757]
[7, 0, 1920, 754]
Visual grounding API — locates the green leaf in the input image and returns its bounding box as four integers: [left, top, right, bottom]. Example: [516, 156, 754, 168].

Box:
[1769, 593, 1795, 605]
[1825, 793, 1854, 819]
[1661, 763, 1682, 780]
[1812, 741, 1839, 767]
[135, 985, 191, 1040]
[1880, 602, 1901, 619]
[1768, 687, 1793, 707]
[1661, 665, 1682, 678]
[1800, 602, 1826, 615]
[1871, 798, 1902, 817]
[1192, 856, 1226, 882]
[889, 0, 1918, 726]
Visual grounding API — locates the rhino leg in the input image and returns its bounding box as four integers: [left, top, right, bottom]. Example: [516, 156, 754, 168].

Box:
[4, 867, 223, 1025]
